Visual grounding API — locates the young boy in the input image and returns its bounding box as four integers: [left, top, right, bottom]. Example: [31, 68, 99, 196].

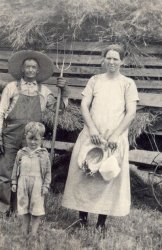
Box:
[11, 122, 51, 236]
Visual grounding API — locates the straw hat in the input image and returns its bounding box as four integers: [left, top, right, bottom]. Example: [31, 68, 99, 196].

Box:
[8, 50, 54, 83]
[78, 140, 120, 180]
[78, 142, 105, 173]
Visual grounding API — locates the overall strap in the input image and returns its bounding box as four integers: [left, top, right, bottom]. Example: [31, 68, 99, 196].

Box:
[38, 84, 42, 94]
[16, 80, 21, 92]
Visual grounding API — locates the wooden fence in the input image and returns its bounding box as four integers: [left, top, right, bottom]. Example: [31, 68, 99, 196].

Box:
[0, 42, 162, 151]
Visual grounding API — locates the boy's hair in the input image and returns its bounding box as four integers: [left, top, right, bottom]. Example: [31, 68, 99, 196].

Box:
[102, 44, 125, 60]
[25, 122, 45, 137]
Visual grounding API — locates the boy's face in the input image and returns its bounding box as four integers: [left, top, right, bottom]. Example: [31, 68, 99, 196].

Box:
[26, 132, 42, 150]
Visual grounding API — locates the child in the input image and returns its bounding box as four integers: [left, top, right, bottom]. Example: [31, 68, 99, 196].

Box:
[11, 122, 51, 236]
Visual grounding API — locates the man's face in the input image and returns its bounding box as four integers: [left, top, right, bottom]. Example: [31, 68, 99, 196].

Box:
[22, 59, 39, 80]
[104, 50, 122, 73]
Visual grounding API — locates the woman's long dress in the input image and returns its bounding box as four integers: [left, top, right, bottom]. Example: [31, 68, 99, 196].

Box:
[62, 74, 139, 216]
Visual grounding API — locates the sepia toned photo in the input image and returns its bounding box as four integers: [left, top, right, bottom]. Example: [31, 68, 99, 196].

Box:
[0, 0, 162, 249]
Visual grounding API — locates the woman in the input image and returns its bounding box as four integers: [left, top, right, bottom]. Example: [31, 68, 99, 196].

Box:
[62, 44, 139, 230]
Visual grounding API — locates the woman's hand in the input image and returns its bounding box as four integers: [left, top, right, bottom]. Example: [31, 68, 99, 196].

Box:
[89, 126, 101, 145]
[12, 185, 17, 192]
[106, 133, 119, 152]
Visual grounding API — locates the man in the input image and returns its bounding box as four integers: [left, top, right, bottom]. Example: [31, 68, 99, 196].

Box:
[0, 50, 67, 213]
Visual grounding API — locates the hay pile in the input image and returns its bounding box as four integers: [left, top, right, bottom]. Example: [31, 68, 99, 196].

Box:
[129, 110, 158, 147]
[42, 101, 158, 147]
[0, 0, 162, 50]
[42, 101, 84, 132]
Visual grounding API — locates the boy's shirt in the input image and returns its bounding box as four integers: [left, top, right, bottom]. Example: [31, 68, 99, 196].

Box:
[11, 147, 51, 189]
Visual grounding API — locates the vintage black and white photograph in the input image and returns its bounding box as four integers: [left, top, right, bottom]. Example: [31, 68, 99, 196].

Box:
[0, 0, 162, 249]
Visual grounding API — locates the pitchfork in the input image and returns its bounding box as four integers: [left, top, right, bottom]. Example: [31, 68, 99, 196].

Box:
[50, 39, 73, 163]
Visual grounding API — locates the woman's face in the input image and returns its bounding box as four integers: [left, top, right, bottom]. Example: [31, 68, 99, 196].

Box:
[104, 50, 122, 73]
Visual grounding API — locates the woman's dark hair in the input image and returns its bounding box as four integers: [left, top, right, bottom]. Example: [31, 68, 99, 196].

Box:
[102, 44, 125, 60]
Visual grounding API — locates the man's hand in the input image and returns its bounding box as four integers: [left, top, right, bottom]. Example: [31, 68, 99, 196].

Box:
[41, 186, 49, 196]
[57, 77, 66, 88]
[0, 135, 4, 155]
[11, 185, 17, 192]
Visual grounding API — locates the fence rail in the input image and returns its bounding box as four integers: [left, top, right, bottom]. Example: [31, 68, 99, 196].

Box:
[0, 42, 162, 151]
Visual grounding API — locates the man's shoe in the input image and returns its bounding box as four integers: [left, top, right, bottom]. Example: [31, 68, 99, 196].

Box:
[5, 209, 12, 217]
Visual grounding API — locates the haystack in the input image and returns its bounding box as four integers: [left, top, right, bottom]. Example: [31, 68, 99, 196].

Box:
[129, 110, 158, 147]
[42, 101, 158, 147]
[42, 101, 84, 133]
[0, 0, 162, 51]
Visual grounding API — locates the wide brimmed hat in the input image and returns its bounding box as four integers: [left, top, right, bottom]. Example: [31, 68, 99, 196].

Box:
[8, 50, 54, 83]
[78, 141, 107, 174]
[78, 139, 121, 180]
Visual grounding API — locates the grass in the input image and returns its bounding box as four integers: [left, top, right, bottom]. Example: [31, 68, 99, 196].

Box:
[1, 165, 162, 250]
